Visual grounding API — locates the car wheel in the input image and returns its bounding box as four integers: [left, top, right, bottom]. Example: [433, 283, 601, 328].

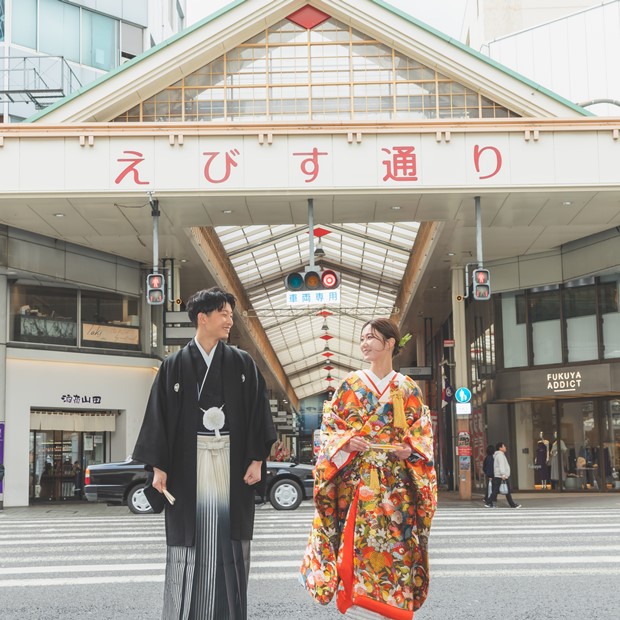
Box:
[269, 478, 303, 510]
[127, 483, 154, 514]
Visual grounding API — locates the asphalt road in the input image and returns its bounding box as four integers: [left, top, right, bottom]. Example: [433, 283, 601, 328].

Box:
[1, 493, 619, 619]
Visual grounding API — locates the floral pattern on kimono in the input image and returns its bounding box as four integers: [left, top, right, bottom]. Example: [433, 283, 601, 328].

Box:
[300, 371, 437, 620]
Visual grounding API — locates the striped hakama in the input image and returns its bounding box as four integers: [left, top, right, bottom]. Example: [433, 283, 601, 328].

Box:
[162, 435, 250, 620]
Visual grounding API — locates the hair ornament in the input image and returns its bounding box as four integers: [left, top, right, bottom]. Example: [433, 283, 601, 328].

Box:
[399, 333, 412, 348]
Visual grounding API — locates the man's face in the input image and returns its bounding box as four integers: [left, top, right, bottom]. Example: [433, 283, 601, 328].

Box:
[200, 303, 234, 341]
[500, 444, 507, 453]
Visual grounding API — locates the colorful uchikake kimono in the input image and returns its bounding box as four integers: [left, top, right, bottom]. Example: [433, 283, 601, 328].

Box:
[300, 370, 437, 620]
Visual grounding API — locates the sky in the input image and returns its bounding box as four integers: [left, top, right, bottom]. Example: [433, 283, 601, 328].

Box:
[185, 0, 468, 38]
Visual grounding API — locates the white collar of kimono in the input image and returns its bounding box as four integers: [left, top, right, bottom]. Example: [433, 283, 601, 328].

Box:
[193, 338, 218, 398]
[360, 369, 398, 401]
[194, 337, 218, 367]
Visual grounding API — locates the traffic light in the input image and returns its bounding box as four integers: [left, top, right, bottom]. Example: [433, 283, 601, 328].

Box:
[284, 268, 340, 292]
[472, 268, 491, 300]
[146, 272, 165, 305]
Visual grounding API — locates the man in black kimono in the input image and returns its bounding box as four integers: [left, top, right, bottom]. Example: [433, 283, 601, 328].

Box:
[133, 287, 276, 620]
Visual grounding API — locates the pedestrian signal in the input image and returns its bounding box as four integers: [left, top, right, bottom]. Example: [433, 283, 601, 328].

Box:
[147, 272, 165, 305]
[472, 268, 491, 300]
[284, 268, 340, 292]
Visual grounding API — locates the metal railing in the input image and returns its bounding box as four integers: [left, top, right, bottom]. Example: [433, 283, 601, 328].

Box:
[0, 55, 82, 108]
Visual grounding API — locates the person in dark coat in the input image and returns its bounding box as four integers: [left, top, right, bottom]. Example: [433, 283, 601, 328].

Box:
[482, 444, 495, 504]
[133, 287, 276, 620]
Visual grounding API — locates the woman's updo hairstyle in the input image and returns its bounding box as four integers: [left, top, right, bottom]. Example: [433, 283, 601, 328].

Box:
[361, 318, 402, 358]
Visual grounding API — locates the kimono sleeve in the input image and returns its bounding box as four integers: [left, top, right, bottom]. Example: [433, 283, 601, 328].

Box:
[132, 361, 172, 473]
[314, 375, 361, 485]
[402, 380, 437, 539]
[242, 354, 277, 462]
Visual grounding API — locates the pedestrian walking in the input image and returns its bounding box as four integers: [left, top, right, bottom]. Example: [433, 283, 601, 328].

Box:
[482, 444, 495, 504]
[300, 317, 437, 619]
[133, 287, 276, 620]
[485, 442, 521, 509]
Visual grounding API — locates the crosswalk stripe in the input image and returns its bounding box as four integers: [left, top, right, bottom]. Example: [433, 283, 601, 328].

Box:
[1, 505, 618, 593]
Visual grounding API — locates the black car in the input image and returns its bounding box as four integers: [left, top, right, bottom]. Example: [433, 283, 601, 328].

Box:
[84, 458, 314, 514]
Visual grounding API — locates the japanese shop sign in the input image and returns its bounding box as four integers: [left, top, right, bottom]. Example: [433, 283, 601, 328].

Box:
[1, 130, 617, 194]
[60, 394, 103, 404]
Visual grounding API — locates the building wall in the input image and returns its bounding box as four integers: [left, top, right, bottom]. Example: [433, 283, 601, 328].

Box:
[463, 0, 598, 48]
[483, 2, 620, 116]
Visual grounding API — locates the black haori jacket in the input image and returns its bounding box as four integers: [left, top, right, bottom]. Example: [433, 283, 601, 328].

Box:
[133, 340, 276, 546]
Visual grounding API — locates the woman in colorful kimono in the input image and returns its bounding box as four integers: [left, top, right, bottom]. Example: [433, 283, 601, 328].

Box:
[300, 318, 437, 620]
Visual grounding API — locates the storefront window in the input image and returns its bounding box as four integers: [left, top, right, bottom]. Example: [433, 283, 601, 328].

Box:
[563, 278, 597, 362]
[559, 400, 601, 491]
[599, 274, 620, 359]
[30, 429, 106, 501]
[601, 399, 620, 491]
[513, 401, 557, 491]
[81, 291, 140, 351]
[10, 284, 140, 350]
[529, 287, 561, 365]
[501, 292, 527, 367]
[10, 284, 78, 346]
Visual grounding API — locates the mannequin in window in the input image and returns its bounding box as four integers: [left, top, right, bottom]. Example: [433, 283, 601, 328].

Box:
[535, 431, 550, 489]
[550, 431, 567, 490]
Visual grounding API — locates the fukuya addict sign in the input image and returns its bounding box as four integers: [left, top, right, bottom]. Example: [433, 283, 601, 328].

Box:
[0, 129, 619, 193]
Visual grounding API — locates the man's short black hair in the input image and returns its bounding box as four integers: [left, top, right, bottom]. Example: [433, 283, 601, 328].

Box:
[186, 287, 236, 327]
[496, 442, 506, 451]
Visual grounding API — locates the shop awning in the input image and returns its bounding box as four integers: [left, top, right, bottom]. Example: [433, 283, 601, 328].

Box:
[30, 411, 117, 432]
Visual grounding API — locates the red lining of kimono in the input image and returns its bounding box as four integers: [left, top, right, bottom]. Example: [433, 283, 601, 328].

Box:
[361, 370, 396, 399]
[336, 484, 359, 614]
[336, 483, 413, 620]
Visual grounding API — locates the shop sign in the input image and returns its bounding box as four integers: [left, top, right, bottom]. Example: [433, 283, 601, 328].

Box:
[82, 323, 139, 346]
[546, 371, 582, 393]
[400, 366, 432, 379]
[497, 364, 612, 400]
[457, 431, 470, 447]
[457, 445, 472, 456]
[313, 429, 321, 456]
[61, 394, 102, 404]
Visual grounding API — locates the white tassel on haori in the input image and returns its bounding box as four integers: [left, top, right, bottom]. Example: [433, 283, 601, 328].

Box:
[201, 405, 225, 437]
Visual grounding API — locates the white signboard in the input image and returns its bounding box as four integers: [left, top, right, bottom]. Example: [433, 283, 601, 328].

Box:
[455, 402, 472, 415]
[286, 290, 341, 306]
[1, 128, 618, 195]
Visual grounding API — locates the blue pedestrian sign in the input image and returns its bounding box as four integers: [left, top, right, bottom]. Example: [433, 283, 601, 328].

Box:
[455, 387, 472, 403]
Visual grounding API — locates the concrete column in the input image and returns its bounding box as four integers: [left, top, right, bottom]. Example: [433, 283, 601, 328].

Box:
[451, 267, 471, 500]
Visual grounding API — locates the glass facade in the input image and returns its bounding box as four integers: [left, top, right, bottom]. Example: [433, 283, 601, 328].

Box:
[508, 398, 619, 493]
[9, 283, 140, 351]
[0, 0, 5, 41]
[81, 9, 117, 71]
[114, 16, 520, 123]
[39, 0, 80, 62]
[501, 275, 620, 369]
[10, 0, 137, 71]
[12, 0, 37, 49]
